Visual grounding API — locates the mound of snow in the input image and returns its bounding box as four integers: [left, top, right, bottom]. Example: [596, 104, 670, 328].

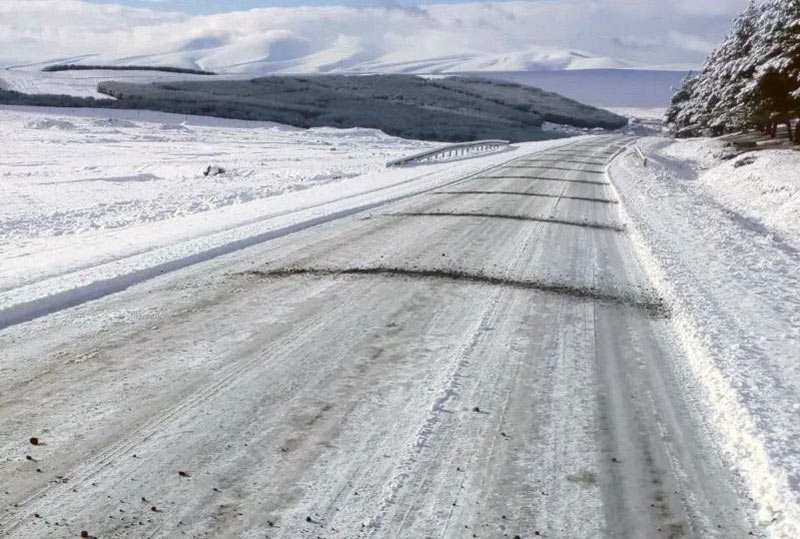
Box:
[660, 138, 730, 169]
[92, 118, 138, 128]
[159, 123, 191, 131]
[26, 118, 77, 130]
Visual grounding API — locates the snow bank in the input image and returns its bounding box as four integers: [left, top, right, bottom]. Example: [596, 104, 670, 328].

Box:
[25, 118, 77, 130]
[699, 150, 800, 247]
[660, 138, 800, 248]
[91, 118, 138, 128]
[659, 137, 730, 170]
[609, 138, 800, 538]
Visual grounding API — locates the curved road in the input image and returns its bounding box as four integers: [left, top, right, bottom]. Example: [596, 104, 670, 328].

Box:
[0, 137, 753, 538]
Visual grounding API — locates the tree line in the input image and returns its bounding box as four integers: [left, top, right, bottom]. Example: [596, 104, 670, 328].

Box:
[42, 64, 216, 76]
[666, 0, 800, 142]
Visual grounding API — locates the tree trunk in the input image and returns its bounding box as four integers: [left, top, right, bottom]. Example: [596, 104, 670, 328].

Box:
[770, 121, 778, 138]
[795, 119, 800, 144]
[788, 121, 794, 141]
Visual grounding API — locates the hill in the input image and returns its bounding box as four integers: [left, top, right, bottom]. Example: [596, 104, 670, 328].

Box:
[92, 75, 626, 142]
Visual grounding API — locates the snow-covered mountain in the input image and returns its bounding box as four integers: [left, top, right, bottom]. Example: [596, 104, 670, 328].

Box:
[0, 0, 742, 76]
[15, 42, 630, 77]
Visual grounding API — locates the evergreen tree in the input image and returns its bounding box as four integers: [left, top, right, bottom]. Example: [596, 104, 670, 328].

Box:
[666, 0, 800, 142]
[741, 0, 800, 140]
[665, 73, 699, 135]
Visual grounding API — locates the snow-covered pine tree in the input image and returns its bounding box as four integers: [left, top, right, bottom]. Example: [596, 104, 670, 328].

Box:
[715, 1, 769, 131]
[690, 0, 764, 134]
[665, 73, 699, 136]
[665, 0, 800, 141]
[666, 1, 764, 135]
[740, 0, 800, 140]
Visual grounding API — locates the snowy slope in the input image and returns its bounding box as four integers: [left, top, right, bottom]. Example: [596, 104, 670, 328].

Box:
[0, 28, 632, 79]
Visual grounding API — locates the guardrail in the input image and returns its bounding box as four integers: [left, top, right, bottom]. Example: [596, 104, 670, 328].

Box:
[633, 144, 648, 167]
[387, 140, 511, 167]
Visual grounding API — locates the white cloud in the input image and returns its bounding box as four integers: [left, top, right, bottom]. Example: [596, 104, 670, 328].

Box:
[668, 31, 718, 54]
[0, 0, 750, 73]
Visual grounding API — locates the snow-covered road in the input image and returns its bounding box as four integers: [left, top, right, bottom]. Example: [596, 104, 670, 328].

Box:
[0, 136, 759, 538]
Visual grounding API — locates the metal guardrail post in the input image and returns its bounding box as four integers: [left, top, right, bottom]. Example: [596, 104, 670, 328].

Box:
[633, 145, 648, 167]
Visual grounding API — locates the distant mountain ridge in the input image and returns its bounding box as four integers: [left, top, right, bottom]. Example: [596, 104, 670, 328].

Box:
[27, 46, 631, 77]
[1, 0, 738, 82]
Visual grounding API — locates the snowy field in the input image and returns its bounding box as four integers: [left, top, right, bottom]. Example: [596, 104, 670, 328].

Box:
[609, 138, 800, 536]
[604, 107, 667, 122]
[0, 105, 426, 246]
[603, 107, 668, 136]
[0, 68, 245, 98]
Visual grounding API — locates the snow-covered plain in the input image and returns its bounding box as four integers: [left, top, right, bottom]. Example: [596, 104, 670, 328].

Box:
[0, 107, 418, 252]
[0, 105, 417, 246]
[0, 69, 248, 99]
[609, 138, 800, 537]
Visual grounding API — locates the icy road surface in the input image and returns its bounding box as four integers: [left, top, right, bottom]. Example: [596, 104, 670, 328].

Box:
[0, 137, 757, 538]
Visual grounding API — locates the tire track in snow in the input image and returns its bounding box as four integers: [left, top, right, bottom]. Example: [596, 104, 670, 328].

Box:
[0, 279, 351, 535]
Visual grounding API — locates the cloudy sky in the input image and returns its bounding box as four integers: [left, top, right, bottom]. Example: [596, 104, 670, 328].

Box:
[85, 0, 484, 12]
[1, 0, 751, 73]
